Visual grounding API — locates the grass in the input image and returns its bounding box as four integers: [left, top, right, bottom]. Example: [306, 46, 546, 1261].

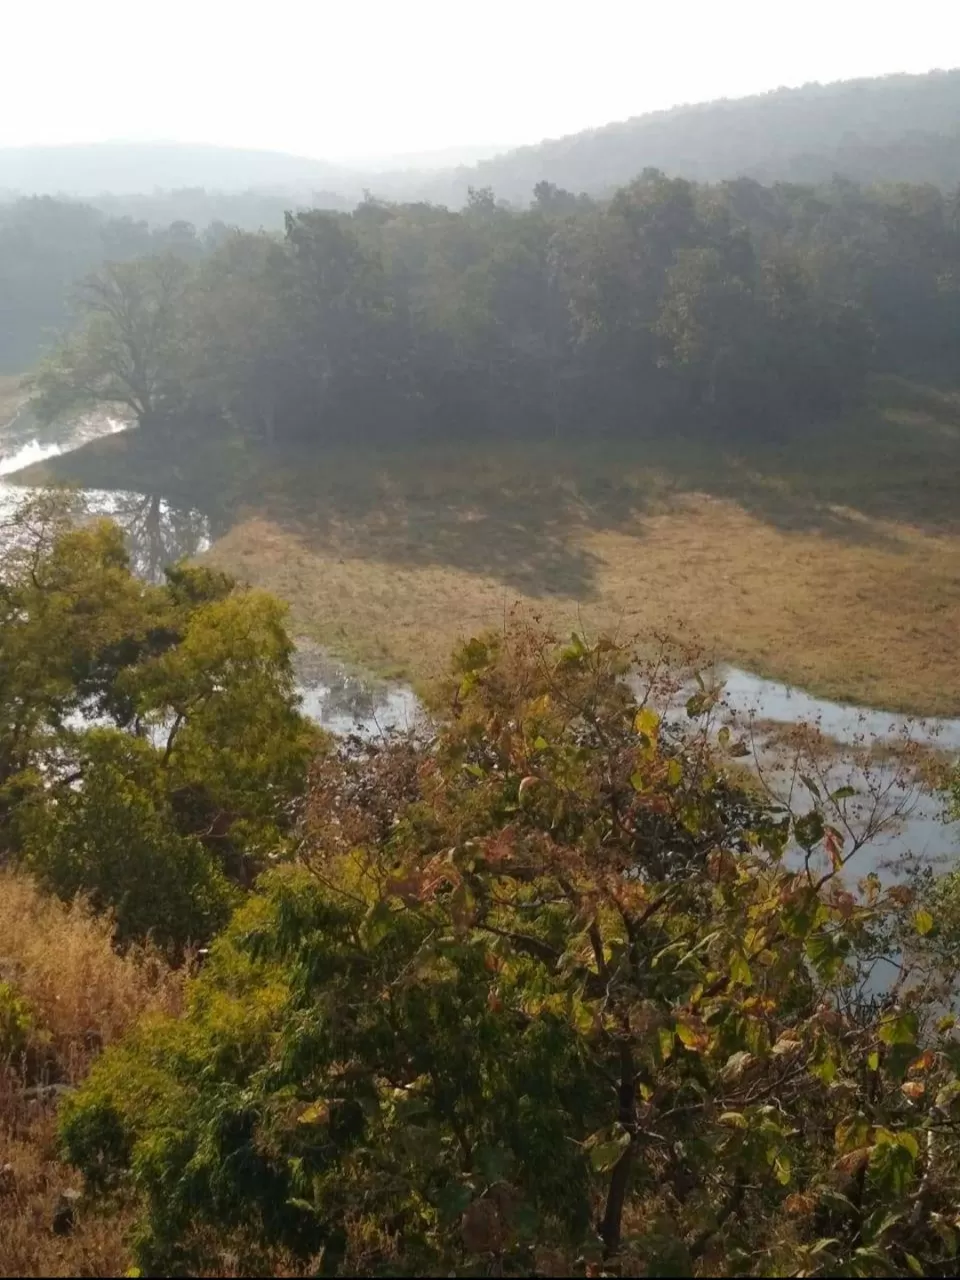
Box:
[0, 870, 185, 1277]
[15, 375, 960, 716]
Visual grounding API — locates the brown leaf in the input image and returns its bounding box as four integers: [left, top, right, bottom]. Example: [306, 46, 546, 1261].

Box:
[834, 1146, 872, 1176]
[784, 1192, 815, 1216]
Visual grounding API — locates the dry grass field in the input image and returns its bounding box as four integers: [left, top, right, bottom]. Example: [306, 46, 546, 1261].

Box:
[0, 871, 185, 1277]
[16, 375, 960, 715]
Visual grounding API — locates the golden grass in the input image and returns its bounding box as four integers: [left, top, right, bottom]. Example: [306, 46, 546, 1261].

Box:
[206, 491, 960, 717]
[0, 871, 184, 1278]
[17, 375, 960, 716]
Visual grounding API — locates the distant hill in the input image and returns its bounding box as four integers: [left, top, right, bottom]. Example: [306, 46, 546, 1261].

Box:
[3, 70, 960, 216]
[0, 141, 363, 200]
[398, 69, 960, 205]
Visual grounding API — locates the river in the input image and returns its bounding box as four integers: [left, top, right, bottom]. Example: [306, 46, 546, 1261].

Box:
[2, 411, 957, 880]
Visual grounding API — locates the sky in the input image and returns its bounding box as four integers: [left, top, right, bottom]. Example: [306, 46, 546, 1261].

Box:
[4, 0, 960, 164]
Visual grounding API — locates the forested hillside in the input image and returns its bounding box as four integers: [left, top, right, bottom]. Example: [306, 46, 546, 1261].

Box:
[31, 170, 960, 443]
[420, 70, 960, 205]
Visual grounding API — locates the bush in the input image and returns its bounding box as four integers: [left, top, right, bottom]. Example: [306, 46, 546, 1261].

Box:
[0, 980, 33, 1062]
[1, 501, 318, 952]
[0, 869, 182, 1278]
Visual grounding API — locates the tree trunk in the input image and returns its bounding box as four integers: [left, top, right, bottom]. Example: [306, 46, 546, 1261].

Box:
[599, 1041, 636, 1256]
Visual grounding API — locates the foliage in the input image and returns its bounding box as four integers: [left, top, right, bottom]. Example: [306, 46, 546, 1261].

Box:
[0, 979, 34, 1061]
[26, 255, 193, 427]
[0, 495, 318, 951]
[0, 195, 210, 375]
[61, 625, 960, 1276]
[25, 163, 960, 444]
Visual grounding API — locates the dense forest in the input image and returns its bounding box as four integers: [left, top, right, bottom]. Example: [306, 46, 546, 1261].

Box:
[28, 169, 960, 443]
[8, 69, 960, 382]
[0, 199, 217, 373]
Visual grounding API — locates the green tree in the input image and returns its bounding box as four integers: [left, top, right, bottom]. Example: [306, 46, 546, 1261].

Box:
[0, 496, 317, 950]
[60, 625, 960, 1275]
[27, 255, 192, 428]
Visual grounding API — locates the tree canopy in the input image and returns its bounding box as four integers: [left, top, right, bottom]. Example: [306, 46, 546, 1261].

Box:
[0, 496, 317, 951]
[29, 169, 960, 440]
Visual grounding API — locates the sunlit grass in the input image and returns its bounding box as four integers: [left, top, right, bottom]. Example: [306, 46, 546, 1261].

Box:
[16, 374, 960, 716]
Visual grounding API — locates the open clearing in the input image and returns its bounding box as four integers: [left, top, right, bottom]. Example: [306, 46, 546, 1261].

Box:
[16, 376, 960, 715]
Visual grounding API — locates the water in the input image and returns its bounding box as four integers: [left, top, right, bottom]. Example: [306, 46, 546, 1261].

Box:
[2, 409, 958, 871]
[292, 645, 421, 738]
[0, 411, 212, 579]
[720, 666, 960, 752]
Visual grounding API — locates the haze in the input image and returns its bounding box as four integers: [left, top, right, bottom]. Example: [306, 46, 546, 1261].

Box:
[5, 0, 959, 165]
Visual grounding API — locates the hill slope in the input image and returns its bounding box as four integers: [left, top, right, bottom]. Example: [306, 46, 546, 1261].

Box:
[0, 141, 362, 199]
[405, 69, 960, 205]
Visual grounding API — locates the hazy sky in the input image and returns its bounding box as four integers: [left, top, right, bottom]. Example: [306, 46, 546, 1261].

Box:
[4, 0, 959, 163]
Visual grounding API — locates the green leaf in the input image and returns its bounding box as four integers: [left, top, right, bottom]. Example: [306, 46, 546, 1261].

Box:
[868, 1051, 880, 1071]
[665, 758, 683, 787]
[904, 1253, 924, 1277]
[935, 1080, 960, 1111]
[729, 951, 753, 988]
[913, 908, 935, 936]
[585, 1124, 631, 1173]
[830, 785, 857, 802]
[297, 1101, 330, 1126]
[463, 762, 485, 778]
[794, 810, 825, 850]
[361, 899, 394, 948]
[634, 707, 660, 740]
[719, 1112, 748, 1128]
[895, 1131, 919, 1160]
[773, 1151, 792, 1185]
[878, 1011, 919, 1048]
[658, 1025, 674, 1062]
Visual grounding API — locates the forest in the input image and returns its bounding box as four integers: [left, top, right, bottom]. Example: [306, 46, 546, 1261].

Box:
[25, 169, 960, 446]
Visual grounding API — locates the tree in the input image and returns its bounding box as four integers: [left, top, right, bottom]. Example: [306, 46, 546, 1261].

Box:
[0, 495, 317, 950]
[60, 624, 960, 1275]
[26, 255, 192, 428]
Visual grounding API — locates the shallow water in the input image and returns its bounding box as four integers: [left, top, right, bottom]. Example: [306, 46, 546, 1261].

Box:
[0, 413, 212, 578]
[720, 666, 960, 750]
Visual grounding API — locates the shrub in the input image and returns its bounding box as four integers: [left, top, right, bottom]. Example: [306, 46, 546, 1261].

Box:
[61, 626, 960, 1276]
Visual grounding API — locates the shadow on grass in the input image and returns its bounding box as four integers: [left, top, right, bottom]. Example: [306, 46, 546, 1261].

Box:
[13, 373, 960, 597]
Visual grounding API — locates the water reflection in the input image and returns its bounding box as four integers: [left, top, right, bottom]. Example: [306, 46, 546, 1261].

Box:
[1, 413, 211, 582]
[293, 646, 420, 738]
